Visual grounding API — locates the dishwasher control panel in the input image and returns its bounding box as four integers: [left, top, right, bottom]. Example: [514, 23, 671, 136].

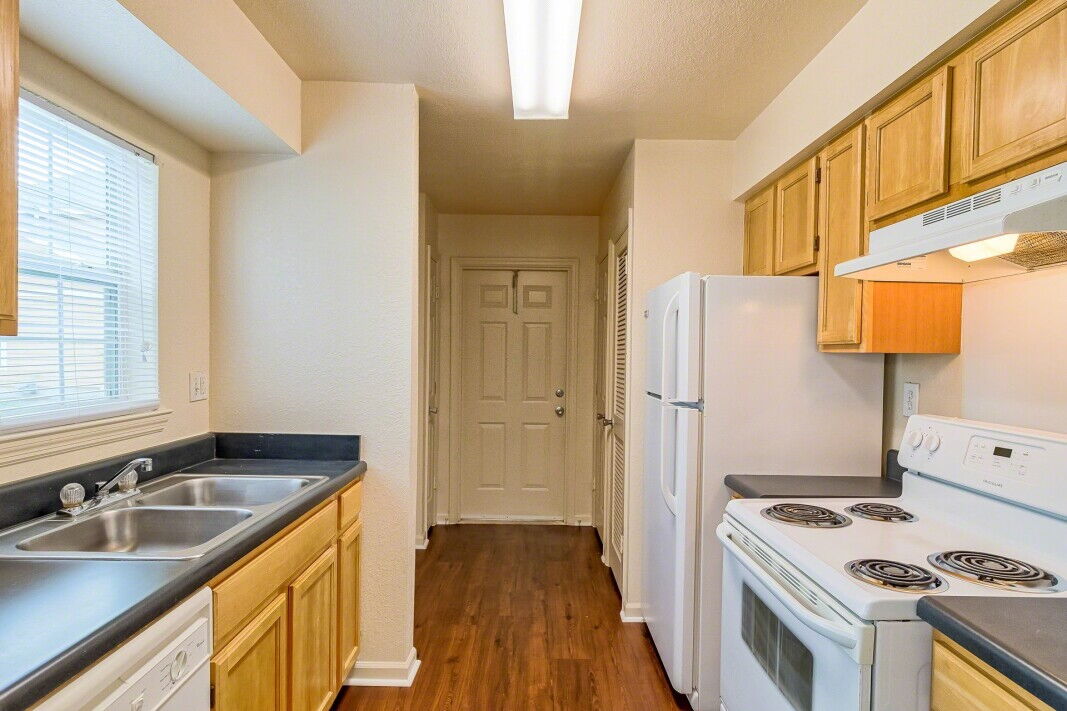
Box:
[105, 617, 210, 710]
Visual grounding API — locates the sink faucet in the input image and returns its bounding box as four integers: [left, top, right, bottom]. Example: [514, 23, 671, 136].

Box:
[96, 457, 153, 497]
[58, 457, 153, 517]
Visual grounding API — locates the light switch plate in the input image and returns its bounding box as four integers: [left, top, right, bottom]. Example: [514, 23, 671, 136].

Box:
[189, 371, 208, 402]
[902, 382, 919, 418]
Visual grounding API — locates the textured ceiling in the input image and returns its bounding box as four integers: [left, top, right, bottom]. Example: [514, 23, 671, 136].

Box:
[233, 0, 866, 215]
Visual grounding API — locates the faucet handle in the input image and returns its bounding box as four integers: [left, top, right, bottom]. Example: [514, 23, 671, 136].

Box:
[60, 483, 86, 510]
[117, 470, 139, 492]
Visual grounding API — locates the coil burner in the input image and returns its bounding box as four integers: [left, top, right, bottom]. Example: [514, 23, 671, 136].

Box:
[845, 502, 916, 523]
[761, 503, 851, 528]
[928, 551, 1065, 593]
[845, 559, 945, 593]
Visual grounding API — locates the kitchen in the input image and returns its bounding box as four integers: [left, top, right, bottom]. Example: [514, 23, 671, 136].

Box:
[0, 1, 1064, 710]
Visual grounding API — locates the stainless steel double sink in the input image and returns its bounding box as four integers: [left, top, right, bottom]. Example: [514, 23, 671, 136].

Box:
[0, 473, 328, 561]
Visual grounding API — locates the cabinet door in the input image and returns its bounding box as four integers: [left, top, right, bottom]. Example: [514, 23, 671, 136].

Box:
[336, 517, 363, 685]
[932, 635, 1051, 711]
[958, 0, 1067, 181]
[817, 125, 865, 346]
[865, 66, 951, 220]
[0, 0, 17, 336]
[773, 157, 818, 275]
[743, 186, 775, 275]
[290, 546, 338, 711]
[212, 593, 289, 711]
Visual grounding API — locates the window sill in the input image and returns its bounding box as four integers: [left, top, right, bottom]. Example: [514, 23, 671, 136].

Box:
[0, 409, 174, 467]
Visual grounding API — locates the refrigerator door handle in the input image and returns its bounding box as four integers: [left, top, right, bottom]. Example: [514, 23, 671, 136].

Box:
[661, 292, 680, 402]
[660, 407, 679, 516]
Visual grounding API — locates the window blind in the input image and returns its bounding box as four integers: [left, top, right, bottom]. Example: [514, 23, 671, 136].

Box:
[0, 95, 159, 433]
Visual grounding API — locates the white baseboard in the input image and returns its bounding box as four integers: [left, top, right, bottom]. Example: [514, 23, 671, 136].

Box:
[414, 536, 429, 550]
[435, 513, 450, 525]
[619, 602, 644, 623]
[600, 554, 609, 567]
[572, 516, 592, 526]
[344, 647, 421, 687]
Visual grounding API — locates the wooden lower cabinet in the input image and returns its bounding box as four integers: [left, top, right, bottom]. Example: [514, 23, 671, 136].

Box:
[210, 480, 363, 711]
[212, 594, 289, 711]
[337, 517, 363, 684]
[290, 547, 338, 711]
[932, 632, 1052, 711]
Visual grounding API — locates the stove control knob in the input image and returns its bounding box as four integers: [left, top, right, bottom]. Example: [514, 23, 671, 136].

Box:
[925, 433, 942, 452]
[907, 431, 924, 449]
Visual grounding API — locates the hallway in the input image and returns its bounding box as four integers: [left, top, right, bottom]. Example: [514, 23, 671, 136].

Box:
[335, 525, 689, 710]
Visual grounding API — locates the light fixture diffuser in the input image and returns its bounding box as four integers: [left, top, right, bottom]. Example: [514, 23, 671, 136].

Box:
[503, 0, 583, 119]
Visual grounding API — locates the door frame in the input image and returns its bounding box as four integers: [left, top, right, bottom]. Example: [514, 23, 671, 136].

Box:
[417, 245, 440, 547]
[447, 256, 581, 524]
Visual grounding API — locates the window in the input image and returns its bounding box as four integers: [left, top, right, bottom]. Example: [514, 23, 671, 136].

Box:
[0, 93, 158, 433]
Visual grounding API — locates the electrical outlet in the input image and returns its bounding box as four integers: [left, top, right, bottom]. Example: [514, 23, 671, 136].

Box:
[189, 371, 209, 402]
[902, 382, 919, 418]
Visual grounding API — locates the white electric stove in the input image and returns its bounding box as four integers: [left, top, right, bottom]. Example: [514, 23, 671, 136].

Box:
[716, 415, 1067, 711]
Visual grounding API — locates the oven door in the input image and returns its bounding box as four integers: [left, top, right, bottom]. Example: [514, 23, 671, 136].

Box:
[717, 521, 875, 711]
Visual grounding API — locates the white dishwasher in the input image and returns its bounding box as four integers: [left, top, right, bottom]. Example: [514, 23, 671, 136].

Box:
[37, 587, 212, 711]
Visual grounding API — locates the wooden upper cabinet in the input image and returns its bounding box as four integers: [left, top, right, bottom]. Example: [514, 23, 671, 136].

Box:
[0, 0, 18, 337]
[865, 66, 951, 220]
[817, 126, 865, 346]
[773, 156, 819, 275]
[743, 186, 775, 275]
[212, 593, 289, 711]
[958, 0, 1067, 181]
[289, 546, 339, 711]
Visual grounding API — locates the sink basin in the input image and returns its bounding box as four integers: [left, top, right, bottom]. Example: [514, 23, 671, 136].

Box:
[16, 507, 253, 556]
[136, 476, 314, 507]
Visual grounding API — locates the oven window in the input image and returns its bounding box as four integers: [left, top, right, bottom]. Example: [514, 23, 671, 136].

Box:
[742, 583, 814, 711]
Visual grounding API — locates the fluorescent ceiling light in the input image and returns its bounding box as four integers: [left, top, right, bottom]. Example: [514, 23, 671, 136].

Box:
[948, 233, 1020, 262]
[503, 0, 582, 119]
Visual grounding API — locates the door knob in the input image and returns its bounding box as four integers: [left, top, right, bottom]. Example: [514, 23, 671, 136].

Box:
[555, 406, 565, 417]
[601, 418, 613, 427]
[555, 388, 565, 398]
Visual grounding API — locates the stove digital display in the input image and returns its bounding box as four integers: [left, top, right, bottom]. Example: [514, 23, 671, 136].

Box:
[993, 446, 1013, 458]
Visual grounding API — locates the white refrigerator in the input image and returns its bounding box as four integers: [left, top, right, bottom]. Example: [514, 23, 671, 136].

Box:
[642, 273, 884, 711]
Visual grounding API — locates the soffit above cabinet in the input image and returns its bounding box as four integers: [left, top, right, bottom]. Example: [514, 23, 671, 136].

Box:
[19, 0, 301, 154]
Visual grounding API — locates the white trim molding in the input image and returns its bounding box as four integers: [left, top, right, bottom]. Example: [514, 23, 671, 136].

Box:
[415, 536, 429, 550]
[0, 409, 173, 467]
[619, 602, 644, 623]
[344, 647, 421, 687]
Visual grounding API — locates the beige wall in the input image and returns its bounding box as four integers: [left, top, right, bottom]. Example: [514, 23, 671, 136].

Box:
[434, 213, 599, 523]
[732, 0, 1023, 198]
[0, 39, 211, 486]
[886, 268, 1067, 450]
[599, 139, 744, 614]
[210, 82, 420, 673]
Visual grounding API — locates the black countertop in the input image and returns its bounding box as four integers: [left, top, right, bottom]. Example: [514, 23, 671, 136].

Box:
[918, 597, 1067, 710]
[724, 474, 902, 499]
[0, 457, 365, 711]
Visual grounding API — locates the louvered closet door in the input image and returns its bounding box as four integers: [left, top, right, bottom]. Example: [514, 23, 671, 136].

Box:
[607, 234, 629, 576]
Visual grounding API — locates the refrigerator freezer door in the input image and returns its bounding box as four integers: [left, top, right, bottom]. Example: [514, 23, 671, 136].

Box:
[645, 272, 702, 402]
[643, 400, 701, 693]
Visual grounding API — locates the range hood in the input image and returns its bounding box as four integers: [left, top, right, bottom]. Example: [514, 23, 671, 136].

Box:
[836, 161, 1067, 283]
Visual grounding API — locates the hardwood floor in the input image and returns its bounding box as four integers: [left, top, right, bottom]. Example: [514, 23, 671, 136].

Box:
[334, 524, 690, 711]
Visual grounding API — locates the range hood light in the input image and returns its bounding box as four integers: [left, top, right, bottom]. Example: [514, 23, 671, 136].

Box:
[503, 0, 583, 120]
[947, 233, 1020, 263]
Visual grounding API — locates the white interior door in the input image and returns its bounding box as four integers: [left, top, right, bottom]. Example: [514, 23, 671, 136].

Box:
[458, 268, 569, 521]
[593, 253, 609, 539]
[425, 255, 440, 527]
[606, 231, 629, 577]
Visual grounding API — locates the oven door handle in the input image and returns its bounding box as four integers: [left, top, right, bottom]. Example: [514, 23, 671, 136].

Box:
[717, 523, 867, 651]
